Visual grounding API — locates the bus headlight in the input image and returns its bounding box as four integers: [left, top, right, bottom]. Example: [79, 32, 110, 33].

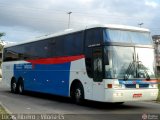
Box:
[107, 84, 124, 89]
[113, 84, 123, 88]
[149, 84, 158, 88]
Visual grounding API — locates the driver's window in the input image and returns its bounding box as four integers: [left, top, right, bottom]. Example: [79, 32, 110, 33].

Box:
[93, 47, 103, 82]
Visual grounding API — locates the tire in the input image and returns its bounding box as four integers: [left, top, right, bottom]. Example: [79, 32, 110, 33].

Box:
[11, 79, 17, 93]
[113, 102, 124, 105]
[17, 79, 24, 94]
[72, 83, 84, 104]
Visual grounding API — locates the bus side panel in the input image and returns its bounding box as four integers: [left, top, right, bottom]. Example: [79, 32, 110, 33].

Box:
[13, 62, 71, 97]
[69, 58, 93, 100]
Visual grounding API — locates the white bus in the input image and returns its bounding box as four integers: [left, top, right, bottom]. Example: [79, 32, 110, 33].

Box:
[2, 24, 159, 104]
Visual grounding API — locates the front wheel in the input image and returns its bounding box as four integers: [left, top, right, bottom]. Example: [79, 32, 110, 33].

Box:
[72, 84, 84, 104]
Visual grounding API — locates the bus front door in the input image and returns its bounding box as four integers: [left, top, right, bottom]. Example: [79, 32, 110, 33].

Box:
[92, 47, 104, 101]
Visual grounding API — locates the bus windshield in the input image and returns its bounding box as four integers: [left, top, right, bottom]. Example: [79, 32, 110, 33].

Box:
[104, 46, 155, 79]
[103, 29, 153, 45]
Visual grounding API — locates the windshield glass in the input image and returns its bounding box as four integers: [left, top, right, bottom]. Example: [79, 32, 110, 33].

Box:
[103, 29, 153, 45]
[135, 48, 155, 79]
[104, 46, 155, 79]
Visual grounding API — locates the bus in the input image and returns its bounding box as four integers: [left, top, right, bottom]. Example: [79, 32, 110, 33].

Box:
[2, 24, 159, 104]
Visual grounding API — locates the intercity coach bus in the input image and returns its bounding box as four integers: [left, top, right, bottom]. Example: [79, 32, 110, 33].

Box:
[2, 24, 159, 104]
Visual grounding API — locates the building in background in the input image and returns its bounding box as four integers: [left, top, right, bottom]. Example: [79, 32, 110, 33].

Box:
[0, 40, 5, 79]
[0, 40, 16, 61]
[153, 35, 160, 74]
[0, 40, 6, 63]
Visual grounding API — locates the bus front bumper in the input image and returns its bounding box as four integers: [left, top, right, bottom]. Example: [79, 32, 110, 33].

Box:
[105, 88, 159, 102]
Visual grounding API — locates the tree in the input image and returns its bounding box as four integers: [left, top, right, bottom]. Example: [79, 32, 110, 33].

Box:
[0, 32, 5, 38]
[0, 32, 5, 78]
[0, 32, 5, 50]
[0, 32, 5, 57]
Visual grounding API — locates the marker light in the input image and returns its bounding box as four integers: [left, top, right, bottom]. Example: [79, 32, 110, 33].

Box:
[107, 84, 123, 89]
[107, 84, 112, 88]
[151, 92, 157, 96]
[113, 92, 123, 97]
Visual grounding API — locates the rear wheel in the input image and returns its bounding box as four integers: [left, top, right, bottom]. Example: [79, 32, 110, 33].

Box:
[17, 79, 24, 94]
[11, 79, 17, 93]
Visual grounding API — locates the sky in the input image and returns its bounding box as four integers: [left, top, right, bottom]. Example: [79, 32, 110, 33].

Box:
[0, 0, 160, 43]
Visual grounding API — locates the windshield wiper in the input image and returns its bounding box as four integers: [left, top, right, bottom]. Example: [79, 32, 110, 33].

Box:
[124, 61, 135, 80]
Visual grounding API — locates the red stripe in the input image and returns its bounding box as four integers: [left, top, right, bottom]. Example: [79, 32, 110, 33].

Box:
[143, 79, 160, 83]
[26, 55, 85, 64]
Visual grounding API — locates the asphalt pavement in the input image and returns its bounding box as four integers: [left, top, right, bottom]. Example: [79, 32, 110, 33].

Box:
[0, 81, 160, 120]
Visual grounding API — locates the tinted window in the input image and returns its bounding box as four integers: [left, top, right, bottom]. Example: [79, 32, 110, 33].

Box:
[86, 28, 102, 47]
[3, 31, 84, 62]
[3, 45, 25, 61]
[85, 28, 103, 78]
[103, 29, 152, 45]
[64, 32, 84, 56]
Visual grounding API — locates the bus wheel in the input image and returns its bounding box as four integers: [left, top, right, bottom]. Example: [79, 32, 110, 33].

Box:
[73, 83, 84, 104]
[113, 102, 124, 105]
[17, 79, 24, 94]
[11, 79, 17, 93]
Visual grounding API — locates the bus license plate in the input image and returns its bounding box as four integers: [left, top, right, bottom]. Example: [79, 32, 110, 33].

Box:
[133, 93, 142, 98]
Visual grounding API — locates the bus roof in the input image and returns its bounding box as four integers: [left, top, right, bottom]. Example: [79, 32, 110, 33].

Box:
[4, 24, 150, 48]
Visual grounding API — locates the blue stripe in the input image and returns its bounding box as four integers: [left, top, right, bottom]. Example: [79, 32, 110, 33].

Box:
[14, 62, 70, 96]
[119, 80, 153, 84]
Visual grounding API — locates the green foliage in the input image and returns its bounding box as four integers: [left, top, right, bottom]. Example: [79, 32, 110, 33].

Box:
[0, 32, 5, 50]
[0, 105, 7, 114]
[158, 84, 160, 101]
[0, 32, 5, 38]
[0, 105, 11, 120]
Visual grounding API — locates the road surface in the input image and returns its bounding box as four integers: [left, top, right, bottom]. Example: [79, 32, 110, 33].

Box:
[0, 81, 160, 120]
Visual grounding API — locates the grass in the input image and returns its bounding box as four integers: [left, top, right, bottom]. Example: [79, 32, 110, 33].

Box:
[0, 105, 8, 114]
[155, 74, 160, 102]
[157, 84, 160, 102]
[0, 105, 12, 120]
